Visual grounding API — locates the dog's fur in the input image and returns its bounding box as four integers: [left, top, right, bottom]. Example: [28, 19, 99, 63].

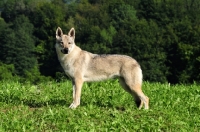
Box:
[55, 27, 149, 109]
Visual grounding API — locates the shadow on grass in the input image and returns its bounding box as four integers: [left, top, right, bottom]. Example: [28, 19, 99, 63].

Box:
[2, 94, 131, 111]
[81, 100, 127, 111]
[22, 99, 68, 108]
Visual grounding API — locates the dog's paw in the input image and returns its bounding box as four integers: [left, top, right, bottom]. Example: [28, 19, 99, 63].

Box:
[69, 103, 78, 109]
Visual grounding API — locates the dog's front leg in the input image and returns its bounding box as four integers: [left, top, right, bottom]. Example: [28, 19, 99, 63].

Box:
[69, 78, 83, 109]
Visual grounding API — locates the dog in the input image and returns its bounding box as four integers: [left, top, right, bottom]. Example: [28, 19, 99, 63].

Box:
[55, 27, 149, 109]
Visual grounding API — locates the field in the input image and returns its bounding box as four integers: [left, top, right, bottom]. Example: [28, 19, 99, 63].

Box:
[0, 80, 200, 131]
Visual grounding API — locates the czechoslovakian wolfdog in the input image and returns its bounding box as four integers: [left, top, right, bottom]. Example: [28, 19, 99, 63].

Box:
[55, 27, 149, 109]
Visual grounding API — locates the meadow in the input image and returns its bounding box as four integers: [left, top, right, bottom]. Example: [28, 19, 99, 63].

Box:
[0, 79, 199, 131]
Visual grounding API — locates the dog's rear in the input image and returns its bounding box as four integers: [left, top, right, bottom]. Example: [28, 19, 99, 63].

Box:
[83, 55, 149, 109]
[55, 27, 149, 109]
[119, 65, 149, 109]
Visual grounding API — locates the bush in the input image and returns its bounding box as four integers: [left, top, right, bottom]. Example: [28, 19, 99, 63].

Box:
[55, 72, 69, 82]
[0, 62, 17, 80]
[23, 66, 52, 84]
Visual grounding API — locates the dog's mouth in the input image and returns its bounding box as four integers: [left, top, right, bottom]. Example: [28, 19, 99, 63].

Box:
[61, 48, 69, 54]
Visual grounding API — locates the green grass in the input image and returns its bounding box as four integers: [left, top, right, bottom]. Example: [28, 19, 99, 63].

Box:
[0, 80, 200, 131]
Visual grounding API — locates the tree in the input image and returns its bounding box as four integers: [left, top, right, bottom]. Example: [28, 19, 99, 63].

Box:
[166, 18, 200, 83]
[30, 1, 67, 77]
[0, 62, 15, 80]
[130, 19, 168, 82]
[136, 0, 156, 20]
[0, 15, 37, 76]
[108, 0, 137, 30]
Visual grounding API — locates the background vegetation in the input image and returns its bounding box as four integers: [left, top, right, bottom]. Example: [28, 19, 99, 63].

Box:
[0, 0, 200, 84]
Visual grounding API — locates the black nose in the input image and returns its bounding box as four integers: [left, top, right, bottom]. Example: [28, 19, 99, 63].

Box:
[61, 48, 68, 54]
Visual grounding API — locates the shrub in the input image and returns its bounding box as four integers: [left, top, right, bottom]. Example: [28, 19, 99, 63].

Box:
[0, 62, 17, 80]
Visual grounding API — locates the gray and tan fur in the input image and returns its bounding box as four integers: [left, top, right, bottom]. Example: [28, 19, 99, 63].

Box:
[55, 27, 149, 109]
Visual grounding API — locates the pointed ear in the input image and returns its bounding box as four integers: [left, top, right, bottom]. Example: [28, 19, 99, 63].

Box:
[68, 28, 75, 39]
[56, 27, 63, 39]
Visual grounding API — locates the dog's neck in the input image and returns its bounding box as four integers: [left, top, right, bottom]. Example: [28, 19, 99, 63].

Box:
[69, 44, 82, 57]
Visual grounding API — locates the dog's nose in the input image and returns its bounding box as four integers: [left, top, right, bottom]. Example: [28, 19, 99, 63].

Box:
[61, 48, 69, 54]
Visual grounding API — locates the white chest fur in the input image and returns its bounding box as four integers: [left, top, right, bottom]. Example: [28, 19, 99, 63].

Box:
[55, 47, 75, 78]
[60, 56, 75, 78]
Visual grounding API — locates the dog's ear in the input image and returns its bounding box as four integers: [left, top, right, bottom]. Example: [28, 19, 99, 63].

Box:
[56, 27, 63, 39]
[68, 28, 75, 39]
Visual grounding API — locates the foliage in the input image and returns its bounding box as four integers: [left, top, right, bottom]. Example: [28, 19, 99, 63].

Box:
[0, 62, 16, 80]
[0, 15, 37, 76]
[23, 66, 52, 84]
[0, 80, 199, 131]
[0, 0, 200, 83]
[30, 1, 67, 77]
[129, 19, 168, 82]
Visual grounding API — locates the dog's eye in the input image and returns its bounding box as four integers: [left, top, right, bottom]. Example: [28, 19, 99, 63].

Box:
[68, 42, 71, 44]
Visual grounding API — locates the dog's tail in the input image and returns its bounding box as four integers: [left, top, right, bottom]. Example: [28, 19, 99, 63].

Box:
[128, 67, 148, 109]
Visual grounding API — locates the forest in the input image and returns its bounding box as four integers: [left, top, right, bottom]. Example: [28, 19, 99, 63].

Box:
[0, 0, 200, 84]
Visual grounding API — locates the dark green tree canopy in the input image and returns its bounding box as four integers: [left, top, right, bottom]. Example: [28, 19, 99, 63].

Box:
[0, 0, 200, 83]
[0, 15, 36, 76]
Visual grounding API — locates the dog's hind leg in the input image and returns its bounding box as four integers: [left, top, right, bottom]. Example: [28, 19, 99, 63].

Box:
[119, 77, 144, 109]
[130, 83, 149, 109]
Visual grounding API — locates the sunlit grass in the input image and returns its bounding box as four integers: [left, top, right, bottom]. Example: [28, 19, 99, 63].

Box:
[0, 80, 199, 131]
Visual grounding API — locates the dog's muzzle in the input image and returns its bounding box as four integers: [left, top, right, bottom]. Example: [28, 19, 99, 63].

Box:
[61, 48, 69, 54]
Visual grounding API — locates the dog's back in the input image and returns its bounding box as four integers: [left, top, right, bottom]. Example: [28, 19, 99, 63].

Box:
[83, 54, 142, 83]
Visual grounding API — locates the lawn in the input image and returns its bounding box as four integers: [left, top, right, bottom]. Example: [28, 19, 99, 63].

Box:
[0, 80, 199, 131]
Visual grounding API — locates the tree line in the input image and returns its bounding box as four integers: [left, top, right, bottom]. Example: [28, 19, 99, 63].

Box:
[0, 0, 200, 84]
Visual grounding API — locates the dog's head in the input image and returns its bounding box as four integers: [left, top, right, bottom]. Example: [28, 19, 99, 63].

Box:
[56, 27, 75, 54]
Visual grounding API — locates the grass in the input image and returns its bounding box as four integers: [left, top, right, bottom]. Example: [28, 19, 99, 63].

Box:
[0, 79, 200, 131]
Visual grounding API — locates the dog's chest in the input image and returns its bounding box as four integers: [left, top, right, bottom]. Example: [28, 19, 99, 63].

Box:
[59, 56, 75, 77]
